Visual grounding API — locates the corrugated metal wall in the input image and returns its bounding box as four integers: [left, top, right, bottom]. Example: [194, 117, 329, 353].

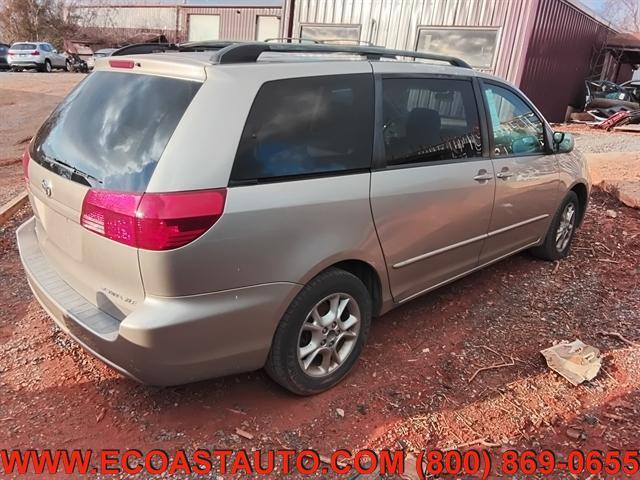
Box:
[519, 0, 613, 122]
[286, 0, 538, 83]
[77, 4, 283, 43]
[180, 6, 282, 41]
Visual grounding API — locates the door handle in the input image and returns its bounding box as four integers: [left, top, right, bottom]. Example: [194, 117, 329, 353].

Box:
[473, 170, 493, 182]
[496, 168, 513, 180]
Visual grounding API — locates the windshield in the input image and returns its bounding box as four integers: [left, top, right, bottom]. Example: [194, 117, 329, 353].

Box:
[11, 43, 36, 50]
[31, 71, 201, 192]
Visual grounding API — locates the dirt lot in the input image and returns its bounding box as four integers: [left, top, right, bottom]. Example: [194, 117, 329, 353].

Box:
[0, 72, 83, 205]
[1, 73, 639, 478]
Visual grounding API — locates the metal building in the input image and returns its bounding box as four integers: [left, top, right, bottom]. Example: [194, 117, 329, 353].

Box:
[76, 0, 284, 45]
[283, 0, 620, 121]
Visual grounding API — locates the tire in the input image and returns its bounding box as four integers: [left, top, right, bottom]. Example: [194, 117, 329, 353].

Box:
[65, 60, 71, 72]
[11, 67, 22, 72]
[265, 268, 372, 395]
[42, 60, 52, 73]
[530, 191, 579, 261]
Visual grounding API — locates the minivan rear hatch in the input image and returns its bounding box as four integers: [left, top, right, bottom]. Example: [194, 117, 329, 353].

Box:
[27, 70, 202, 318]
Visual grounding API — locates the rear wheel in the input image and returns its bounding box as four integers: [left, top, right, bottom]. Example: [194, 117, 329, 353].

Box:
[42, 60, 52, 73]
[530, 191, 579, 261]
[65, 60, 71, 72]
[266, 268, 371, 395]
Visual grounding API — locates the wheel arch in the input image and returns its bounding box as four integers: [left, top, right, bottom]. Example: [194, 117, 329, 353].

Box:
[301, 257, 389, 318]
[568, 181, 589, 226]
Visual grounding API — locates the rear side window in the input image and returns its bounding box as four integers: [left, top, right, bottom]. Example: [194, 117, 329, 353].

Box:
[382, 78, 482, 166]
[11, 43, 36, 50]
[31, 71, 201, 192]
[231, 74, 373, 183]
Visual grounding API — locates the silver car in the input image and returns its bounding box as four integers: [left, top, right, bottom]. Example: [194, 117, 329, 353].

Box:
[8, 42, 69, 72]
[17, 43, 590, 395]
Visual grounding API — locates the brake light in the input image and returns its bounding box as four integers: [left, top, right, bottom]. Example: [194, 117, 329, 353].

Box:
[80, 189, 227, 250]
[109, 59, 134, 69]
[32, 50, 40, 56]
[22, 146, 30, 181]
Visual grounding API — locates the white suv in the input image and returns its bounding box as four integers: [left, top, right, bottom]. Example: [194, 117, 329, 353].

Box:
[8, 42, 69, 72]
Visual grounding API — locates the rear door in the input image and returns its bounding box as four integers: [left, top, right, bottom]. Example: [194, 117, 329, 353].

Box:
[369, 68, 495, 303]
[27, 69, 202, 318]
[478, 80, 560, 263]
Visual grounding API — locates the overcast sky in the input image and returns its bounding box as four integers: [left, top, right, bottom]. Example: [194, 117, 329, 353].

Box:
[581, 0, 605, 13]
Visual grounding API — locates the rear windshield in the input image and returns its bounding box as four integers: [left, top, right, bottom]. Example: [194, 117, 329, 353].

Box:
[11, 43, 36, 50]
[31, 71, 201, 191]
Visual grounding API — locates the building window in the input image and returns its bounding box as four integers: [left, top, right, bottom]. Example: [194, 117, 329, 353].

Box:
[416, 27, 499, 69]
[300, 24, 361, 43]
[188, 14, 220, 42]
[256, 16, 281, 41]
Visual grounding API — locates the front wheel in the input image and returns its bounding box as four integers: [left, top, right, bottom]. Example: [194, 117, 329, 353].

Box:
[266, 268, 372, 395]
[65, 60, 71, 72]
[530, 191, 579, 261]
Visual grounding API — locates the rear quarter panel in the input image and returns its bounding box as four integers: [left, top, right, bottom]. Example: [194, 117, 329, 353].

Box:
[138, 174, 390, 300]
[140, 61, 392, 306]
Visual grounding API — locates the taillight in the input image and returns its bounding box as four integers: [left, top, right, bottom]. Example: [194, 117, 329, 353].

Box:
[32, 50, 40, 56]
[22, 146, 30, 181]
[80, 189, 227, 250]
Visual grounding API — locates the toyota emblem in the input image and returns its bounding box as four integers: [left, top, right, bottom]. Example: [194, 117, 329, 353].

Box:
[41, 179, 52, 198]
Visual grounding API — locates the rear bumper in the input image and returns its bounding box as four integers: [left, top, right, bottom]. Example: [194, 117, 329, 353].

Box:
[17, 216, 301, 385]
[9, 60, 43, 68]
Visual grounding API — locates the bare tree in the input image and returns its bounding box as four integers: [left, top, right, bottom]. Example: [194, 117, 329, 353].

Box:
[0, 0, 80, 47]
[602, 0, 640, 32]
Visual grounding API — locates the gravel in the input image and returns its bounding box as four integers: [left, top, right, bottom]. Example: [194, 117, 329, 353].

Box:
[571, 129, 640, 154]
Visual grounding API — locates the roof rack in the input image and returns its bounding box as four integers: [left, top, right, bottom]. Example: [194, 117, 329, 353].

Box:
[264, 37, 319, 44]
[112, 43, 175, 56]
[111, 40, 238, 56]
[209, 42, 472, 68]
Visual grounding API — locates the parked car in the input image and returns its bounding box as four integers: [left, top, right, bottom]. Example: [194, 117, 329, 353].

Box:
[8, 42, 69, 72]
[620, 79, 640, 103]
[0, 43, 10, 69]
[87, 48, 116, 70]
[17, 43, 590, 395]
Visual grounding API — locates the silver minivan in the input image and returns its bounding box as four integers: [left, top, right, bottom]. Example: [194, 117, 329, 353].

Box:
[17, 42, 590, 395]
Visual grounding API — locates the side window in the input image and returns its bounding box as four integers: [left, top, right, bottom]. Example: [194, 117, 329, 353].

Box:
[231, 74, 373, 182]
[483, 83, 545, 156]
[40, 44, 50, 52]
[382, 78, 482, 166]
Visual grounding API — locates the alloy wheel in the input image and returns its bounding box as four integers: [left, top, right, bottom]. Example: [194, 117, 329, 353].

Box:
[555, 202, 576, 252]
[297, 293, 361, 377]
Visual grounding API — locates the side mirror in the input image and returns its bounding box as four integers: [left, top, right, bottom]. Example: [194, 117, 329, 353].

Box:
[553, 131, 574, 154]
[52, 49, 57, 53]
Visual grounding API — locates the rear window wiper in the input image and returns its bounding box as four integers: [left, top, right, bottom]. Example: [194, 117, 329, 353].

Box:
[43, 155, 103, 186]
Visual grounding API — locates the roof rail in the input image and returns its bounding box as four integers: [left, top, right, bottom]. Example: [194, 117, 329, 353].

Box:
[111, 40, 238, 56]
[317, 39, 374, 46]
[209, 42, 472, 68]
[264, 37, 319, 44]
[112, 43, 175, 56]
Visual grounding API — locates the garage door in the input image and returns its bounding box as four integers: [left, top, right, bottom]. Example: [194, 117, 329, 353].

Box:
[188, 14, 220, 41]
[256, 16, 280, 41]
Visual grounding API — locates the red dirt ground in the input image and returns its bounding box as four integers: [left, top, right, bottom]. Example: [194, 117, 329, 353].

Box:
[1, 190, 639, 478]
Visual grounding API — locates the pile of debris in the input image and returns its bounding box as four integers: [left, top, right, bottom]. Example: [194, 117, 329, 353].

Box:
[570, 79, 640, 132]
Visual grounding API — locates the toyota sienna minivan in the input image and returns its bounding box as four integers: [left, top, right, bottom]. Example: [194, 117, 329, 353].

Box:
[17, 42, 590, 395]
